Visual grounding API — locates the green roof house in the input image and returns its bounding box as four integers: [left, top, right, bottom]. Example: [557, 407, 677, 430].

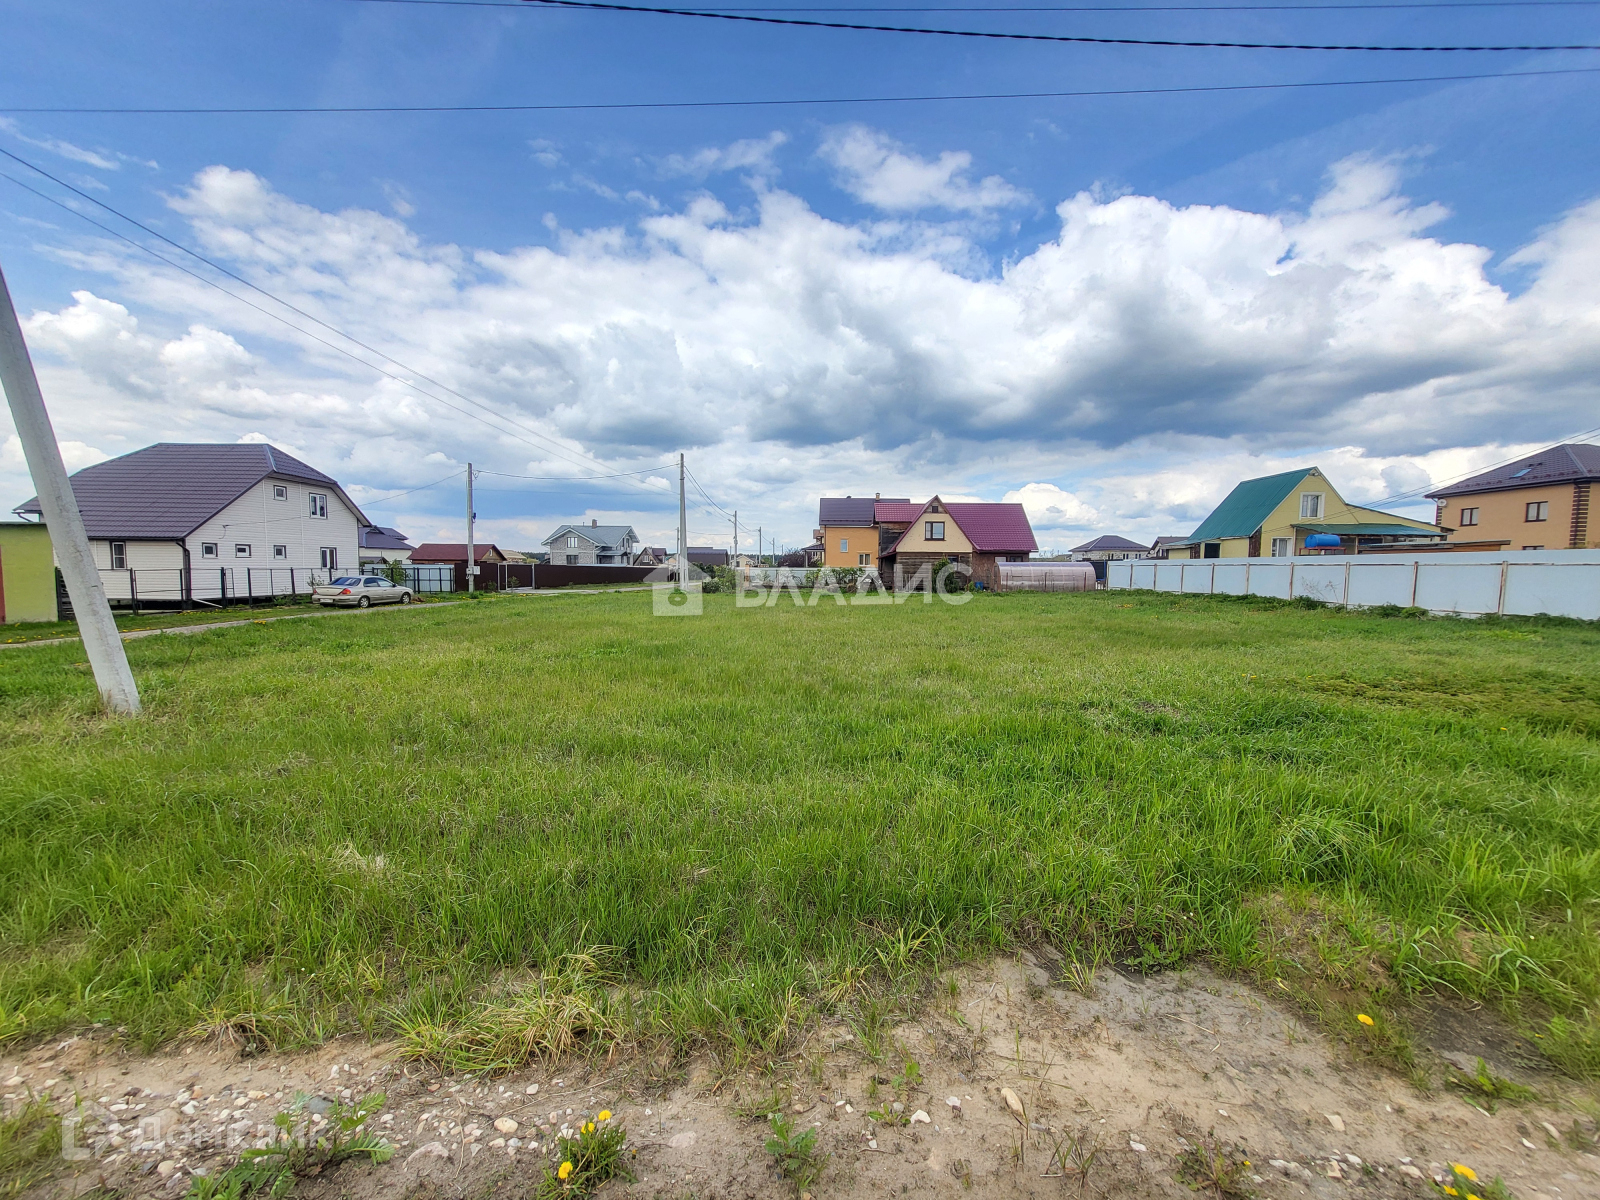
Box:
[1167, 467, 1446, 559]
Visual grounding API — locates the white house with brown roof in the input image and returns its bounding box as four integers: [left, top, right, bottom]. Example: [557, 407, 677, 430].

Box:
[12, 443, 368, 601]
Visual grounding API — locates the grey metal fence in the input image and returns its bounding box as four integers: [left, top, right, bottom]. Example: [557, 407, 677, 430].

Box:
[92, 563, 461, 612]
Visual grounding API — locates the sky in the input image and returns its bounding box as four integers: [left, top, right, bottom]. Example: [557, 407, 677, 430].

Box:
[1, 0, 1598, 556]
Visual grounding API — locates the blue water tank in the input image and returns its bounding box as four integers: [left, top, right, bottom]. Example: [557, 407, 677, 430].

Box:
[1303, 533, 1343, 549]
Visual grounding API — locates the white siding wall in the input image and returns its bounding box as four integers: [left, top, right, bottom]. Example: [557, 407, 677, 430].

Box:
[187, 478, 361, 577]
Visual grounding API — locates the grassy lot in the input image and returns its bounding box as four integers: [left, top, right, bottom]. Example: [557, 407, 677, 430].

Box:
[2, 589, 1598, 1075]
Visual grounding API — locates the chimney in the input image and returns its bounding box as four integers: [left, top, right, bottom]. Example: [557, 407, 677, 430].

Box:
[592, 518, 598, 527]
[875, 492, 880, 500]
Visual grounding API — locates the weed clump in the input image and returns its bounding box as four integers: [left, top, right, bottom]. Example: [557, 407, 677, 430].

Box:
[186, 1093, 392, 1199]
[1447, 1057, 1536, 1112]
[764, 1111, 826, 1192]
[533, 1111, 633, 1199]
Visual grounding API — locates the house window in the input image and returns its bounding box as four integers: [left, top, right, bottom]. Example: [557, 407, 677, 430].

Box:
[925, 521, 945, 541]
[110, 541, 127, 570]
[309, 493, 328, 519]
[273, 545, 287, 560]
[1526, 500, 1548, 522]
[234, 544, 251, 558]
[1459, 507, 1479, 526]
[858, 553, 870, 566]
[319, 547, 337, 570]
[566, 554, 579, 565]
[201, 542, 218, 559]
[566, 535, 578, 548]
[929, 503, 941, 513]
[1270, 537, 1291, 558]
[839, 538, 848, 552]
[1300, 493, 1324, 518]
[272, 484, 288, 502]
[1522, 545, 1544, 550]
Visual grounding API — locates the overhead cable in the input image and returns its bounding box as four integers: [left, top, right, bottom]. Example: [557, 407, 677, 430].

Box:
[9, 66, 1599, 114]
[518, 0, 1600, 51]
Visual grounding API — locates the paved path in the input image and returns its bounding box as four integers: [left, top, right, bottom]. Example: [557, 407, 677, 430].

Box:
[0, 599, 462, 650]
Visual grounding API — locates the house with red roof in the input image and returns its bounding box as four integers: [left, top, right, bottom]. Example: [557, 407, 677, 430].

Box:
[878, 496, 1038, 590]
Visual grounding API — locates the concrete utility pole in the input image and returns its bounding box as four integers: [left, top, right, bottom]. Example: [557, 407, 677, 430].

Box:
[465, 462, 475, 594]
[0, 264, 140, 714]
[732, 509, 737, 565]
[757, 526, 762, 567]
[676, 452, 689, 584]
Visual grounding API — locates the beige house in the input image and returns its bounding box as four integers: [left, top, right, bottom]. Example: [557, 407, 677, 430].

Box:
[1166, 467, 1444, 559]
[1427, 443, 1598, 550]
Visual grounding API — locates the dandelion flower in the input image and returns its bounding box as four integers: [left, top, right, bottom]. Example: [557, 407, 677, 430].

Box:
[584, 1121, 595, 1134]
[1442, 1187, 1458, 1197]
[558, 1162, 573, 1180]
[1357, 1014, 1375, 1026]
[598, 1110, 612, 1122]
[1452, 1164, 1478, 1182]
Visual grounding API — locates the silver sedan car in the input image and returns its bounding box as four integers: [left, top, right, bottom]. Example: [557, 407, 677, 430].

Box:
[312, 575, 414, 608]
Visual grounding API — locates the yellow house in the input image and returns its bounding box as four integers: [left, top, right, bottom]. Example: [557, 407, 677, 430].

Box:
[1166, 467, 1444, 559]
[815, 495, 910, 569]
[0, 521, 58, 624]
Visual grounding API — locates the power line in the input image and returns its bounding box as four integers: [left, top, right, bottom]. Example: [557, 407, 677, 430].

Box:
[1370, 425, 1600, 507]
[684, 463, 734, 518]
[334, 0, 1600, 10]
[8, 65, 1597, 114]
[0, 148, 669, 497]
[478, 465, 672, 480]
[359, 469, 467, 506]
[519, 0, 1600, 50]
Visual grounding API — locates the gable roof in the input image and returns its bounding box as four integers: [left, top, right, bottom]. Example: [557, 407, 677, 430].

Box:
[884, 497, 1038, 555]
[360, 525, 413, 551]
[12, 442, 365, 539]
[1184, 468, 1311, 544]
[411, 542, 506, 563]
[1071, 534, 1148, 553]
[1426, 443, 1600, 499]
[1150, 536, 1188, 548]
[873, 500, 924, 524]
[818, 496, 911, 527]
[541, 523, 637, 548]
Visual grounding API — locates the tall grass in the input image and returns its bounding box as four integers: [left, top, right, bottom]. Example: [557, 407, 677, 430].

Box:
[1, 591, 1598, 1069]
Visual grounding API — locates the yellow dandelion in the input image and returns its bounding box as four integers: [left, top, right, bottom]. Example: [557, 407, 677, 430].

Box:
[598, 1110, 612, 1122]
[558, 1161, 573, 1180]
[1357, 1013, 1375, 1026]
[1468, 1194, 1483, 1200]
[583, 1121, 595, 1134]
[1442, 1187, 1458, 1197]
[1452, 1164, 1477, 1182]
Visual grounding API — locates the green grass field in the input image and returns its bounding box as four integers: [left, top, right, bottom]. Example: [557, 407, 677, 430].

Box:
[2, 590, 1599, 1074]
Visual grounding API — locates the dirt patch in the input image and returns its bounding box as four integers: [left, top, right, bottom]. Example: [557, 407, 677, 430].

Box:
[7, 957, 1599, 1200]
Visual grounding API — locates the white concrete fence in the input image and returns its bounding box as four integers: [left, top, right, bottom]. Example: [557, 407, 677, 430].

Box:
[1106, 550, 1600, 621]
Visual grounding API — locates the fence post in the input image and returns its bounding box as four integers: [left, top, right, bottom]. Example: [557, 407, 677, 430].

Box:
[129, 568, 139, 616]
[1410, 561, 1420, 607]
[1344, 561, 1352, 609]
[1287, 561, 1295, 600]
[1243, 562, 1251, 597]
[1497, 560, 1509, 615]
[1210, 563, 1216, 594]
[221, 568, 227, 605]
[246, 567, 253, 607]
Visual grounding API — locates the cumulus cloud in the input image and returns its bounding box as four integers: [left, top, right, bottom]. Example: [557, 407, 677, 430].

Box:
[818, 125, 1028, 213]
[4, 147, 1599, 547]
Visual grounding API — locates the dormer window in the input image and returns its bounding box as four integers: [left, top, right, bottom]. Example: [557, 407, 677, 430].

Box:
[929, 503, 941, 513]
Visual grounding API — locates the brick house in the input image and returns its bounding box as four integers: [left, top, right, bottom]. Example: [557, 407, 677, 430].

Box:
[878, 496, 1037, 589]
[1427, 443, 1599, 550]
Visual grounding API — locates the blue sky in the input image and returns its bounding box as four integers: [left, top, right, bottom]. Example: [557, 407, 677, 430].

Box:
[2, 0, 1599, 553]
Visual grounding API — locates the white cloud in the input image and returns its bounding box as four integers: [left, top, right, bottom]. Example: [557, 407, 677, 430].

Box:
[818, 125, 1028, 213]
[0, 118, 119, 171]
[660, 132, 789, 182]
[5, 151, 1599, 549]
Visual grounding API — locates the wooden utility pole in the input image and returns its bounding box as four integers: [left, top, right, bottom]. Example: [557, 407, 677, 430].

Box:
[0, 264, 139, 714]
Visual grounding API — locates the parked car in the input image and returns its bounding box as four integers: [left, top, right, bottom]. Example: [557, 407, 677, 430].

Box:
[312, 575, 414, 607]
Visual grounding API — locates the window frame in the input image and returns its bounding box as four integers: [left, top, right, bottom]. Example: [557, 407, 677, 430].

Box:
[319, 546, 338, 570]
[1270, 538, 1290, 558]
[272, 484, 288, 502]
[1526, 500, 1548, 522]
[1299, 492, 1324, 519]
[858, 552, 870, 566]
[308, 492, 329, 520]
[1459, 507, 1479, 527]
[110, 541, 127, 570]
[200, 542, 219, 559]
[234, 544, 252, 558]
[925, 521, 945, 541]
[566, 535, 578, 548]
[272, 544, 288, 560]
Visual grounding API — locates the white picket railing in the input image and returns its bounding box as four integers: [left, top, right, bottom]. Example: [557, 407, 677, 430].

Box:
[1106, 549, 1600, 621]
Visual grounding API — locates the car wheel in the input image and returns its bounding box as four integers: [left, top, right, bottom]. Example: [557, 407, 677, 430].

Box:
[357, 595, 370, 608]
[400, 592, 412, 604]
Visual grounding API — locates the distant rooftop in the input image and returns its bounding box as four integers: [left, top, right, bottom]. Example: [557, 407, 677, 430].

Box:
[1427, 444, 1600, 499]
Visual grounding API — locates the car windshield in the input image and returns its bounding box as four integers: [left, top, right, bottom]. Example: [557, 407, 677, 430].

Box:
[331, 577, 361, 585]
